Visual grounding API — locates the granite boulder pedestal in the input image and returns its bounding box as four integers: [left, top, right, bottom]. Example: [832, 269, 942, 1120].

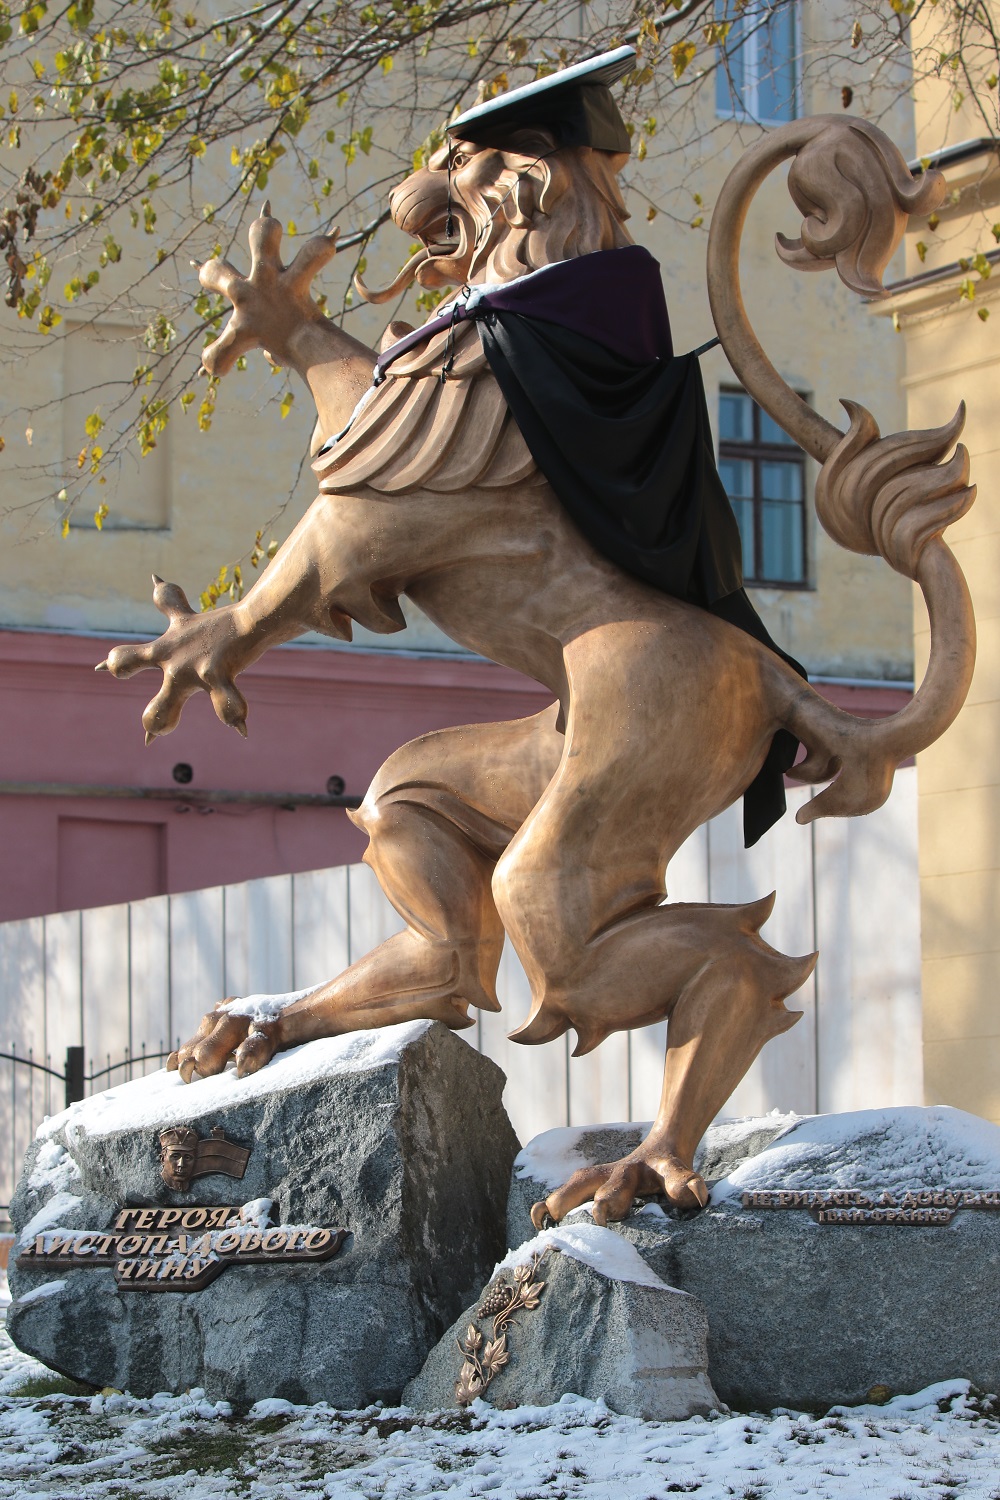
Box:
[505, 1106, 1000, 1411]
[11, 1014, 1000, 1418]
[6, 1020, 518, 1409]
[404, 1221, 719, 1419]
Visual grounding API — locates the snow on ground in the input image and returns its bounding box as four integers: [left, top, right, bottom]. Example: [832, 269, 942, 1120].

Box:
[3, 1314, 1000, 1499]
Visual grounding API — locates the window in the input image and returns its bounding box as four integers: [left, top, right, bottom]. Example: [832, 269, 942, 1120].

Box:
[718, 389, 807, 587]
[715, 2, 799, 124]
[63, 321, 170, 530]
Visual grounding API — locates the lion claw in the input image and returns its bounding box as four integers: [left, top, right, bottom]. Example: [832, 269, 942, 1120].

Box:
[235, 1027, 277, 1077]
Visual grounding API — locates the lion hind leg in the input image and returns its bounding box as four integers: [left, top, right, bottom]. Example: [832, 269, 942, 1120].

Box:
[506, 891, 800, 1056]
[535, 936, 816, 1225]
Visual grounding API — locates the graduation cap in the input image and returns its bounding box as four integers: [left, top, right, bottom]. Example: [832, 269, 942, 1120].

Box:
[448, 45, 636, 155]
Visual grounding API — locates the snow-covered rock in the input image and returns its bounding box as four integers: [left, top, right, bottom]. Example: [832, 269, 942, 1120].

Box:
[6, 1021, 518, 1410]
[404, 1223, 719, 1420]
[510, 1107, 1000, 1412]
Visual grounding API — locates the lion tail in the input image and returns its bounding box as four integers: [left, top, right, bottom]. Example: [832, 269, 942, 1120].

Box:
[707, 114, 976, 824]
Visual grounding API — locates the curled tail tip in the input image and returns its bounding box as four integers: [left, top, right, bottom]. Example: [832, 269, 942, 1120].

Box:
[817, 401, 977, 576]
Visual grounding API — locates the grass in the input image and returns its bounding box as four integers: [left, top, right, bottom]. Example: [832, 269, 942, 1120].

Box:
[146, 1425, 253, 1477]
[5, 1371, 96, 1398]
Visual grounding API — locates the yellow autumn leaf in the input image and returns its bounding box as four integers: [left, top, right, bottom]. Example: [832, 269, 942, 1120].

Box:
[671, 40, 697, 80]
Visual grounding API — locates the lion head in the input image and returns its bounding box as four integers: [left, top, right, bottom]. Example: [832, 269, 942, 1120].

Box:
[357, 129, 633, 303]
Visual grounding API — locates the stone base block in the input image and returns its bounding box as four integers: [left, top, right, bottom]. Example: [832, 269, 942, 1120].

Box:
[7, 1021, 518, 1410]
[510, 1106, 1000, 1411]
[404, 1222, 719, 1420]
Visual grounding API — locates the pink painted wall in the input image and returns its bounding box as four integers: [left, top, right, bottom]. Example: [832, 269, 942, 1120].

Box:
[0, 629, 912, 923]
[0, 631, 551, 922]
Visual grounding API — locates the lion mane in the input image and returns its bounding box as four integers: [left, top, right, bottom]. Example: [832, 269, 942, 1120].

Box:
[314, 138, 632, 497]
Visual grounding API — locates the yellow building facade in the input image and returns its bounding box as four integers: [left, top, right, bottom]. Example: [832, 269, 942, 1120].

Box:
[0, 0, 918, 678]
[0, 2, 925, 923]
[874, 20, 1000, 1121]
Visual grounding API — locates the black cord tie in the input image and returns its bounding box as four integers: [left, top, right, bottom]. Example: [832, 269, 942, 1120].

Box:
[445, 146, 455, 242]
[440, 284, 472, 384]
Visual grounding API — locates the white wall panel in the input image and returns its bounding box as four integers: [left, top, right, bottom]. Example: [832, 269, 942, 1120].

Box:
[0, 919, 47, 1222]
[168, 887, 224, 1051]
[128, 896, 171, 1066]
[479, 937, 569, 1146]
[81, 903, 130, 1086]
[0, 918, 44, 1059]
[292, 867, 350, 991]
[43, 910, 83, 1056]
[814, 766, 921, 1112]
[224, 874, 294, 998]
[567, 1032, 631, 1129]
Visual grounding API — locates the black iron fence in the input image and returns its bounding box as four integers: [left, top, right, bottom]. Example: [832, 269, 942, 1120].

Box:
[1, 1043, 173, 1234]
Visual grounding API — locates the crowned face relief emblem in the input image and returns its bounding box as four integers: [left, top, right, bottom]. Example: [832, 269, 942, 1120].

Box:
[158, 1125, 251, 1193]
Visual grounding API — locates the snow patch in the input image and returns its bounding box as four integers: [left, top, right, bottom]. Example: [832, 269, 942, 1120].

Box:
[27, 1138, 81, 1196]
[514, 1123, 643, 1191]
[696, 1109, 804, 1163]
[515, 1113, 808, 1195]
[13, 1279, 66, 1306]
[712, 1105, 1000, 1201]
[248, 1397, 298, 1420]
[0, 1301, 997, 1500]
[36, 1020, 434, 1143]
[239, 1198, 274, 1230]
[221, 987, 314, 1021]
[18, 1191, 84, 1247]
[495, 1223, 676, 1292]
[518, 1109, 1000, 1207]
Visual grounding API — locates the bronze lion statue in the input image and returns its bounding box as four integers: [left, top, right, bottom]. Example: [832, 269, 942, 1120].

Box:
[100, 109, 974, 1226]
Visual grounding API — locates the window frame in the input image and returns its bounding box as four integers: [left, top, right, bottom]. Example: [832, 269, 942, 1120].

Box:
[718, 386, 811, 591]
[714, 0, 802, 128]
[62, 318, 172, 533]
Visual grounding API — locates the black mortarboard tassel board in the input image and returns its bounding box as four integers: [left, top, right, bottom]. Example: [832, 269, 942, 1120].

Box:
[448, 46, 636, 154]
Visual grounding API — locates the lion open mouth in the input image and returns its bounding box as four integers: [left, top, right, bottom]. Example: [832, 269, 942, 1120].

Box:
[355, 208, 465, 304]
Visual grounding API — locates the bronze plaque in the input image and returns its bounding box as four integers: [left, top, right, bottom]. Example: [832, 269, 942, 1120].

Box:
[741, 1187, 1000, 1226]
[17, 1204, 347, 1291]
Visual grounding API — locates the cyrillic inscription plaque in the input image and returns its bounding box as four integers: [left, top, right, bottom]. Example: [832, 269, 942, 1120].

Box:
[741, 1188, 1000, 1226]
[17, 1204, 346, 1291]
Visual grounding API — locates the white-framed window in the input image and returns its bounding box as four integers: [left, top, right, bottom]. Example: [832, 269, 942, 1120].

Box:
[715, 1, 800, 125]
[718, 388, 809, 588]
